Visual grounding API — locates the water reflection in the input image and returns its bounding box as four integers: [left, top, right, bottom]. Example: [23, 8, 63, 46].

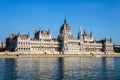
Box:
[4, 59, 17, 80]
[0, 57, 120, 80]
[56, 57, 64, 80]
[114, 58, 120, 80]
[0, 59, 5, 80]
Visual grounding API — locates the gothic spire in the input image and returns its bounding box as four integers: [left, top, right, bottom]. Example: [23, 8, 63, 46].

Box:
[105, 37, 106, 41]
[35, 29, 37, 33]
[84, 30, 86, 35]
[80, 25, 82, 35]
[78, 25, 83, 40]
[48, 28, 50, 34]
[18, 31, 20, 37]
[90, 30, 92, 37]
[27, 32, 30, 37]
[64, 17, 66, 24]
[110, 37, 112, 42]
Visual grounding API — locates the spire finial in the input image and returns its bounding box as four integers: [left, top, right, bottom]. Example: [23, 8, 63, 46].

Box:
[110, 37, 112, 42]
[90, 30, 92, 37]
[27, 32, 30, 37]
[28, 32, 29, 35]
[80, 25, 82, 34]
[105, 37, 106, 41]
[35, 29, 37, 33]
[18, 31, 20, 37]
[84, 30, 86, 34]
[48, 28, 50, 33]
[64, 17, 66, 24]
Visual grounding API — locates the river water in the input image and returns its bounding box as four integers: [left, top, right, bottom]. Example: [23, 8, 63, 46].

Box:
[0, 57, 120, 80]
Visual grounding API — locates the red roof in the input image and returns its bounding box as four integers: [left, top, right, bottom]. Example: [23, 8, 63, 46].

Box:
[10, 34, 28, 39]
[41, 31, 49, 35]
[84, 34, 92, 38]
[19, 35, 28, 39]
[60, 23, 71, 31]
[10, 34, 17, 39]
[36, 30, 50, 36]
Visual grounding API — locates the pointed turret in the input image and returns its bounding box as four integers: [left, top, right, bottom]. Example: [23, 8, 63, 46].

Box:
[64, 18, 67, 24]
[35, 29, 37, 33]
[80, 25, 82, 35]
[78, 25, 82, 39]
[78, 25, 84, 53]
[110, 38, 112, 43]
[48, 28, 50, 33]
[90, 31, 92, 38]
[105, 37, 106, 41]
[27, 32, 30, 38]
[18, 32, 20, 37]
[80, 25, 83, 42]
[84, 30, 86, 35]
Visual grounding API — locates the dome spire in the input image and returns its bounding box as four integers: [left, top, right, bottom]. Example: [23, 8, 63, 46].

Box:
[64, 17, 66, 24]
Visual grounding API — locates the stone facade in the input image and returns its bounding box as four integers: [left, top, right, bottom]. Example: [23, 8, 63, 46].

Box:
[6, 19, 114, 54]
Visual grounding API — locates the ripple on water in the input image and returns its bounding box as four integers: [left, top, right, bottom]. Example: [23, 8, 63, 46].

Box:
[0, 57, 120, 80]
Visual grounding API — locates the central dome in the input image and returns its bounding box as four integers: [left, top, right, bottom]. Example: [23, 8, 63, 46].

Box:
[60, 24, 70, 31]
[59, 18, 73, 40]
[60, 18, 71, 31]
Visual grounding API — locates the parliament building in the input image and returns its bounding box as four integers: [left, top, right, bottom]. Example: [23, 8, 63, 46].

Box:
[6, 19, 113, 54]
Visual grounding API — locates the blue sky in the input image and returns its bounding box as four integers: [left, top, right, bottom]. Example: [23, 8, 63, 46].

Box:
[0, 0, 120, 44]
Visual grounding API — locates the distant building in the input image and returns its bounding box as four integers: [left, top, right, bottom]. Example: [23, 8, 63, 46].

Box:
[114, 45, 120, 53]
[6, 19, 114, 54]
[0, 40, 6, 51]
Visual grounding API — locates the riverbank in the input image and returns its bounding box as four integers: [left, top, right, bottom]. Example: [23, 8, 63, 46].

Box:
[0, 52, 120, 58]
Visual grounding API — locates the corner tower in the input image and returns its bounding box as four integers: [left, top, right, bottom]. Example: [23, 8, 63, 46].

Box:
[78, 25, 83, 42]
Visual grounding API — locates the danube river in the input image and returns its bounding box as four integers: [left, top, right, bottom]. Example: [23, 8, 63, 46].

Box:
[0, 57, 120, 80]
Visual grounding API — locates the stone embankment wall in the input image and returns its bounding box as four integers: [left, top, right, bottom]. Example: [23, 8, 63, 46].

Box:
[0, 52, 120, 58]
